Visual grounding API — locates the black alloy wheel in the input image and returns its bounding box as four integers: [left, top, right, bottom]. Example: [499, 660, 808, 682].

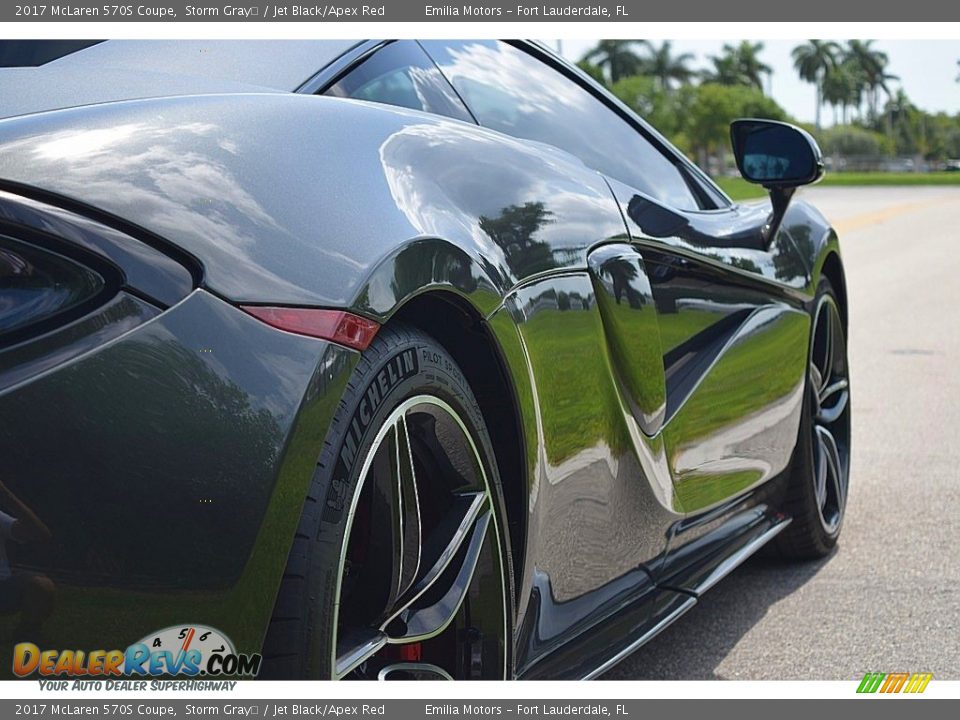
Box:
[261, 325, 511, 680]
[334, 394, 509, 680]
[775, 277, 851, 559]
[808, 290, 851, 535]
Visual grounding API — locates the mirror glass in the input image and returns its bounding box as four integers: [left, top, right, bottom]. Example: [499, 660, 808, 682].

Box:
[732, 121, 822, 186]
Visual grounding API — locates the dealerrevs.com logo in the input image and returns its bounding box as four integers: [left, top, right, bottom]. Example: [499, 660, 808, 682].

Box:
[13, 625, 262, 678]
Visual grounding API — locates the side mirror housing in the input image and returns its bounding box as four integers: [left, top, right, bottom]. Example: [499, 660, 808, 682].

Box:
[730, 119, 824, 247]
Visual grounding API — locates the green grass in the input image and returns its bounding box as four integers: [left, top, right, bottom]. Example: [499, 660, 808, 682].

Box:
[521, 309, 619, 465]
[514, 301, 809, 512]
[717, 172, 960, 202]
[665, 311, 807, 450]
[818, 171, 960, 186]
[715, 176, 768, 201]
[664, 309, 809, 512]
[656, 308, 724, 357]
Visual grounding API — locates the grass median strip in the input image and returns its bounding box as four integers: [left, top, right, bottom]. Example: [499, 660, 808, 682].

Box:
[716, 173, 960, 202]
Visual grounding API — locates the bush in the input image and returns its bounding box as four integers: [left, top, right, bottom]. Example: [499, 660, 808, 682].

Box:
[816, 125, 894, 156]
[609, 80, 787, 163]
[576, 60, 606, 87]
[609, 76, 692, 146]
[685, 84, 787, 168]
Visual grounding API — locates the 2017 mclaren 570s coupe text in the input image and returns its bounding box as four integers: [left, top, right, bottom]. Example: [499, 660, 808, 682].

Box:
[0, 40, 850, 680]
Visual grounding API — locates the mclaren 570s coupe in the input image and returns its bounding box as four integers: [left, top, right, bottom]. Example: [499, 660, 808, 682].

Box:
[0, 40, 850, 680]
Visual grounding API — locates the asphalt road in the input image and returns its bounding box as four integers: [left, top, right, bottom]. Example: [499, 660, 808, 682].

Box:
[606, 185, 960, 680]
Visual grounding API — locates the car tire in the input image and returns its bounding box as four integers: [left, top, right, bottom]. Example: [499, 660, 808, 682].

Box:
[260, 323, 513, 679]
[774, 276, 852, 560]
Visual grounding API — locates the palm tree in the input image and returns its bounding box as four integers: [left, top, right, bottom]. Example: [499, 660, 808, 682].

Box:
[702, 42, 772, 92]
[884, 87, 910, 138]
[581, 40, 649, 84]
[734, 41, 773, 93]
[823, 56, 866, 125]
[701, 52, 748, 87]
[639, 41, 695, 92]
[845, 40, 898, 121]
[884, 88, 928, 158]
[792, 40, 840, 129]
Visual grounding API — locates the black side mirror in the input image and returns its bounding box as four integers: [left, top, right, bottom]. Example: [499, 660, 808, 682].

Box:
[731, 119, 823, 187]
[730, 119, 824, 245]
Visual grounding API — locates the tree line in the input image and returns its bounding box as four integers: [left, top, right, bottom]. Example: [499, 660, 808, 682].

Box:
[578, 40, 960, 169]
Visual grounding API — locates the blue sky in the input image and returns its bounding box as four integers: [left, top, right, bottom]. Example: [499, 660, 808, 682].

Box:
[556, 39, 960, 124]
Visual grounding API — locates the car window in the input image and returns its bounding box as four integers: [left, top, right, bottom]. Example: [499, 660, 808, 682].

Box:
[0, 40, 103, 67]
[420, 40, 703, 211]
[323, 41, 474, 124]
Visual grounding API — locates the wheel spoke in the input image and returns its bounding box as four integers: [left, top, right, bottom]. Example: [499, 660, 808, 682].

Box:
[818, 425, 845, 511]
[809, 363, 823, 396]
[363, 426, 405, 621]
[333, 395, 507, 680]
[396, 415, 422, 598]
[387, 511, 492, 643]
[814, 424, 846, 532]
[819, 303, 834, 391]
[809, 365, 823, 417]
[335, 627, 388, 679]
[383, 492, 488, 629]
[817, 379, 849, 424]
[814, 432, 828, 509]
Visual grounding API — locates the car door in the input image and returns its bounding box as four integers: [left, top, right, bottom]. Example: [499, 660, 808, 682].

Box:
[605, 177, 814, 592]
[605, 178, 812, 508]
[419, 41, 812, 580]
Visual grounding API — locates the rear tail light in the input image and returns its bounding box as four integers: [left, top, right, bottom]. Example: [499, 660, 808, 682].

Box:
[240, 306, 380, 351]
[1, 234, 107, 345]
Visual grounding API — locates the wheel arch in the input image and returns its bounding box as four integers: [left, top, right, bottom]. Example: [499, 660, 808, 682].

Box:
[385, 289, 528, 609]
[820, 250, 848, 331]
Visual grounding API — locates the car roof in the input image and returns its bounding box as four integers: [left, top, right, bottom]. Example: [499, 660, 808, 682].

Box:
[0, 40, 360, 120]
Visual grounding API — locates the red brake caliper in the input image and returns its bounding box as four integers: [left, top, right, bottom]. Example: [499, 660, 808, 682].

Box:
[398, 643, 422, 661]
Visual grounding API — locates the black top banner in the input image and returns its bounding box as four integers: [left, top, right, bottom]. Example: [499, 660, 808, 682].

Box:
[4, 1, 960, 21]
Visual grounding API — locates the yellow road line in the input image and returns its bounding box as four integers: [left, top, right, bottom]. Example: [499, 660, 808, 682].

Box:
[833, 195, 955, 234]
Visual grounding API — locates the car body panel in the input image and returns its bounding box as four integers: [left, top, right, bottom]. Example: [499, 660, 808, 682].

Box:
[0, 91, 663, 675]
[659, 504, 791, 595]
[662, 305, 808, 513]
[0, 40, 358, 120]
[600, 176, 832, 579]
[587, 243, 666, 436]
[0, 288, 357, 663]
[0, 93, 624, 310]
[492, 273, 680, 677]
